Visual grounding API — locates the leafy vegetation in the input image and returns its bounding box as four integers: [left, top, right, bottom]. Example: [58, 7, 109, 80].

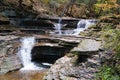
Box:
[95, 23, 120, 80]
[94, 0, 119, 16]
[96, 65, 120, 80]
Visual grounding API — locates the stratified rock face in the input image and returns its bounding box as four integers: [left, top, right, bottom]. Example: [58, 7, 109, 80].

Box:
[0, 13, 10, 25]
[44, 39, 102, 80]
[0, 36, 22, 74]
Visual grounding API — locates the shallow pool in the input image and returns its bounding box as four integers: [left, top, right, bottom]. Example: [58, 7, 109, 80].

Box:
[0, 70, 46, 80]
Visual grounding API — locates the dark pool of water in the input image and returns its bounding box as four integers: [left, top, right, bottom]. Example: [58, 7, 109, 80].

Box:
[0, 70, 46, 80]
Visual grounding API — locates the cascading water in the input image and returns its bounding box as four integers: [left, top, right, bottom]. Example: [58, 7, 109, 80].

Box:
[52, 19, 96, 35]
[63, 19, 95, 35]
[53, 18, 62, 35]
[18, 37, 42, 70]
[73, 19, 95, 35]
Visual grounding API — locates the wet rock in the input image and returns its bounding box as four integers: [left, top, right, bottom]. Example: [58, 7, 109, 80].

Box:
[0, 13, 10, 25]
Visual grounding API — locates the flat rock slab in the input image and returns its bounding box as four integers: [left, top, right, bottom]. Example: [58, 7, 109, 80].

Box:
[71, 39, 101, 55]
[35, 35, 82, 44]
[0, 35, 19, 41]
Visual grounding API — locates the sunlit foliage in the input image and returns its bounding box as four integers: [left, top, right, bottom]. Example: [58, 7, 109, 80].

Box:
[94, 0, 119, 15]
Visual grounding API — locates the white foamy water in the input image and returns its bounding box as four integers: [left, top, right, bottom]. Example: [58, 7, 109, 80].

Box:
[63, 19, 95, 35]
[73, 19, 95, 35]
[18, 37, 42, 70]
[52, 19, 96, 35]
[54, 23, 62, 35]
[53, 18, 62, 35]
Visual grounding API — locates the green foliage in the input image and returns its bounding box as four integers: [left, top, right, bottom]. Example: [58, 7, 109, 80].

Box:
[96, 23, 120, 80]
[94, 0, 119, 16]
[101, 29, 120, 59]
[96, 65, 120, 80]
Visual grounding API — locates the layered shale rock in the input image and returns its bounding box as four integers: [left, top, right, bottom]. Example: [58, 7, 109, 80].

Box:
[44, 38, 102, 80]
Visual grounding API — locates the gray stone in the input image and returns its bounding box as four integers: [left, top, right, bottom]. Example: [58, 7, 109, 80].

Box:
[0, 55, 22, 74]
[71, 39, 101, 55]
[44, 53, 100, 80]
[0, 37, 22, 74]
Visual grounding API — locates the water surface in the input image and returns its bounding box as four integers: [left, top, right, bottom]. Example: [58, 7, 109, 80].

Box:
[0, 70, 46, 80]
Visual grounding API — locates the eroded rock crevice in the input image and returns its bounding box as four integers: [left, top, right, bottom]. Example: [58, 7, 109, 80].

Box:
[44, 38, 102, 80]
[31, 46, 70, 64]
[31, 37, 78, 65]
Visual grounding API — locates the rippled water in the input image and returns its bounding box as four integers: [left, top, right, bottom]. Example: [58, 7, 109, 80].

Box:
[0, 70, 46, 80]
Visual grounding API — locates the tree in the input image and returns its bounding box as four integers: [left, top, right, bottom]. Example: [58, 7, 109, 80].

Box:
[94, 0, 119, 16]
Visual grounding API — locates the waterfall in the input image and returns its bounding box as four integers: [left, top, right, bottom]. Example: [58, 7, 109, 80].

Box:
[52, 19, 96, 35]
[18, 37, 41, 70]
[53, 18, 62, 35]
[64, 19, 95, 35]
[73, 19, 95, 35]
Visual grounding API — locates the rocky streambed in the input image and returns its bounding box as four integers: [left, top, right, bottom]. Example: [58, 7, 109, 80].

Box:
[0, 13, 103, 80]
[0, 32, 104, 80]
[0, 14, 104, 80]
[0, 5, 103, 79]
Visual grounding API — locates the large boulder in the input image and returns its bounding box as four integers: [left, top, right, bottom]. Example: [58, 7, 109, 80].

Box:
[44, 38, 102, 80]
[44, 53, 100, 80]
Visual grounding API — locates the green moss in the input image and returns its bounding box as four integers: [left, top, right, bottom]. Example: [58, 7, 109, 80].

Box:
[96, 65, 120, 80]
[96, 20, 120, 80]
[70, 55, 79, 66]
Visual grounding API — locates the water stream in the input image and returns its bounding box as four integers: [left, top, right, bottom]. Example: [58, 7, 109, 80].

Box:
[0, 70, 46, 80]
[53, 19, 95, 35]
[53, 18, 62, 35]
[18, 37, 42, 70]
[73, 19, 95, 35]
